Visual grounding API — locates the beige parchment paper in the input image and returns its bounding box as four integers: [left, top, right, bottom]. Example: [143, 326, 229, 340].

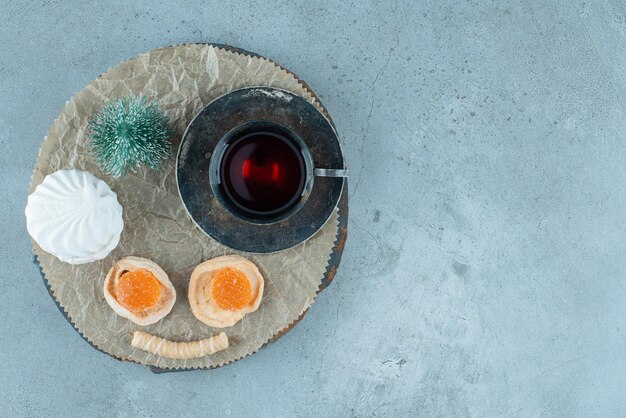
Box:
[29, 44, 340, 369]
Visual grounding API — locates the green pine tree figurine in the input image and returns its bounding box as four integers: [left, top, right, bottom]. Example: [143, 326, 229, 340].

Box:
[89, 95, 173, 177]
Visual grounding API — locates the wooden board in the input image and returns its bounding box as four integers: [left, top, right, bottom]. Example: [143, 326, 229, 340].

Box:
[32, 43, 349, 372]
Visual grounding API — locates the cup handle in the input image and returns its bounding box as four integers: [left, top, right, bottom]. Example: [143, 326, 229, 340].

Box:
[314, 168, 350, 177]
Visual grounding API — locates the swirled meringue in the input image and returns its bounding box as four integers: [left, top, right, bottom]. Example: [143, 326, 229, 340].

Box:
[26, 169, 123, 264]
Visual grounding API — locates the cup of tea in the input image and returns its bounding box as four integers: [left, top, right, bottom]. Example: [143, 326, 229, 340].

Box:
[177, 86, 348, 252]
[209, 121, 348, 224]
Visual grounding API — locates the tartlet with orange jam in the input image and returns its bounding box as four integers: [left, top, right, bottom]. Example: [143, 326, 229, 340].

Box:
[188, 255, 264, 328]
[103, 256, 176, 326]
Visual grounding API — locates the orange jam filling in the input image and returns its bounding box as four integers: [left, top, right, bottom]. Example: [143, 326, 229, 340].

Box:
[210, 267, 252, 310]
[116, 269, 161, 311]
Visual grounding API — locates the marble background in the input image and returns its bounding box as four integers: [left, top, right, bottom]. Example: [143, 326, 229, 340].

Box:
[2, 0, 626, 416]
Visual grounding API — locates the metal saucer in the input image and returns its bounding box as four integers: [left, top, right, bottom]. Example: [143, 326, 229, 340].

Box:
[176, 87, 346, 253]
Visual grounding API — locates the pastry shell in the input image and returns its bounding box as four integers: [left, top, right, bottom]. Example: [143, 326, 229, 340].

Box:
[188, 255, 264, 328]
[103, 256, 176, 326]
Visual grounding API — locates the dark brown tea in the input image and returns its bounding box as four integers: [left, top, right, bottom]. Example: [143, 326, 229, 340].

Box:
[220, 131, 306, 217]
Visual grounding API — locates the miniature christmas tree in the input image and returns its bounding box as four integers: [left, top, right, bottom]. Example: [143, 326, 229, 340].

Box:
[89, 96, 173, 177]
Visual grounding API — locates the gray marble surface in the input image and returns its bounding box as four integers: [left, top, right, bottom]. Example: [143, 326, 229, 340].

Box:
[2, 1, 626, 416]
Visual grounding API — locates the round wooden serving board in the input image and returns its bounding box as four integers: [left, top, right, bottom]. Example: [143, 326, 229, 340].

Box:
[31, 44, 348, 372]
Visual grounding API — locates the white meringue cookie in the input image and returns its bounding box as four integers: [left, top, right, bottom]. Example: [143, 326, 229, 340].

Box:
[25, 169, 123, 264]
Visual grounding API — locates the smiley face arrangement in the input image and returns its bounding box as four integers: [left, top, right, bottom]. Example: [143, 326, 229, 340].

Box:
[26, 45, 349, 370]
[103, 254, 265, 359]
